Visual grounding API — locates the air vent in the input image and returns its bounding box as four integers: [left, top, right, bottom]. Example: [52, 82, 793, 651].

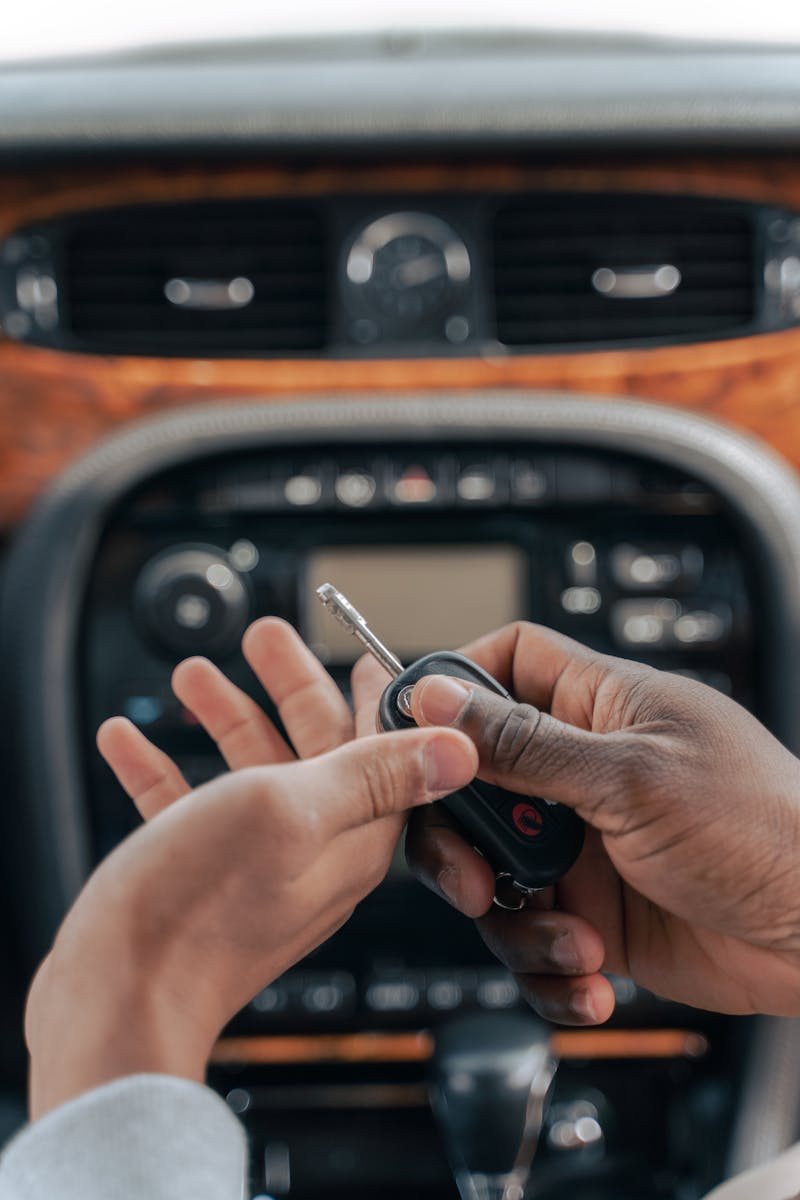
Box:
[492, 195, 757, 348]
[57, 200, 329, 356]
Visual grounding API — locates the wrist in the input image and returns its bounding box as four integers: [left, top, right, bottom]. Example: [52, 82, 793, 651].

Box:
[25, 944, 215, 1120]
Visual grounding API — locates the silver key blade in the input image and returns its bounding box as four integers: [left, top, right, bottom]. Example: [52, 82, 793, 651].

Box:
[316, 583, 403, 678]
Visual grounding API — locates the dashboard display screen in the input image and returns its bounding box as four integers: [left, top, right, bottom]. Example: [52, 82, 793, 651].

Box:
[305, 544, 527, 664]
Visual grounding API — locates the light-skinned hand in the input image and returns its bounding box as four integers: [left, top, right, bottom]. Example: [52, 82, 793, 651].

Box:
[25, 618, 477, 1118]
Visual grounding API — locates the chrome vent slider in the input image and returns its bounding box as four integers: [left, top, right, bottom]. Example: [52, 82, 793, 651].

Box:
[163, 276, 255, 310]
[591, 264, 682, 299]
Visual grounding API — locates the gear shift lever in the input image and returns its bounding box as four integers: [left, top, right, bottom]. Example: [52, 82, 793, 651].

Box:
[430, 1012, 557, 1200]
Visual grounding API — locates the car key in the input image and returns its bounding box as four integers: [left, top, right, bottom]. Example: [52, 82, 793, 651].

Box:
[316, 583, 584, 907]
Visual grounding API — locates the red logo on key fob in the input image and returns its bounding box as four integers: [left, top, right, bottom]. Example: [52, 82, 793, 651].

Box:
[512, 803, 544, 837]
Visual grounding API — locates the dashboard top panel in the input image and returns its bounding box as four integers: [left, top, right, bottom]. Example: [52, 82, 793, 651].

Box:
[4, 38, 800, 157]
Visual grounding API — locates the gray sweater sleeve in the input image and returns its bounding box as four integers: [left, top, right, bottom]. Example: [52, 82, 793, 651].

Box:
[0, 1075, 247, 1200]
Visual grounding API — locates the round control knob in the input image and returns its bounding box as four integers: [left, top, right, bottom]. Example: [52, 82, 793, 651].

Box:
[134, 545, 252, 658]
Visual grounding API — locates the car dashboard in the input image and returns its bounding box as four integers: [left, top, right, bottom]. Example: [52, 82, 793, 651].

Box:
[2, 31, 800, 1200]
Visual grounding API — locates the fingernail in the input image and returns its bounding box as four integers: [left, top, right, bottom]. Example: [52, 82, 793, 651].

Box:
[416, 677, 471, 726]
[436, 866, 461, 908]
[569, 988, 597, 1022]
[551, 931, 582, 972]
[424, 737, 474, 793]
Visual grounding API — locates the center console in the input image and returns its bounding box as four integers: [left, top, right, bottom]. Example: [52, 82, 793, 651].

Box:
[5, 393, 800, 1198]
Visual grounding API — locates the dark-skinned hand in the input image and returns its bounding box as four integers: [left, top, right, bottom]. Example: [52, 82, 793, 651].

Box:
[354, 622, 800, 1025]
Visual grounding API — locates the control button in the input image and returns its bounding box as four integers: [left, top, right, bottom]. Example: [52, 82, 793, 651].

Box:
[456, 465, 496, 502]
[567, 541, 598, 586]
[547, 1100, 604, 1153]
[263, 1141, 292, 1198]
[302, 983, 345, 1014]
[174, 593, 212, 630]
[611, 542, 703, 591]
[510, 459, 548, 503]
[673, 610, 727, 645]
[251, 983, 290, 1016]
[335, 470, 377, 508]
[476, 972, 520, 1010]
[611, 599, 731, 650]
[511, 802, 544, 838]
[445, 314, 471, 344]
[225, 1088, 252, 1115]
[611, 598, 680, 647]
[300, 972, 355, 1016]
[284, 473, 323, 507]
[365, 977, 423, 1013]
[229, 539, 260, 572]
[495, 791, 554, 848]
[561, 586, 602, 615]
[392, 465, 437, 505]
[122, 695, 167, 727]
[426, 975, 464, 1012]
[548, 1115, 604, 1152]
[134, 545, 252, 658]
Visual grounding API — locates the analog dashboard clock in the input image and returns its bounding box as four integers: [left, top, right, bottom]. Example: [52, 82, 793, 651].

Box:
[342, 211, 472, 345]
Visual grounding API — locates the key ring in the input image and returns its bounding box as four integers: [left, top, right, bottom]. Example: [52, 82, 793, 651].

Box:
[493, 872, 535, 911]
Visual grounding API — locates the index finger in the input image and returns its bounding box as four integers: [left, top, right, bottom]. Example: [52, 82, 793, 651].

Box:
[405, 803, 496, 918]
[351, 652, 393, 737]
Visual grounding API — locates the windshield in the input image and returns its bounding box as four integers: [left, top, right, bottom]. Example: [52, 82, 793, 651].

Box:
[5, 0, 800, 64]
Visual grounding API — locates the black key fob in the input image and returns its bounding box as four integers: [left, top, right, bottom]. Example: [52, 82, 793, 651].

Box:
[378, 651, 584, 897]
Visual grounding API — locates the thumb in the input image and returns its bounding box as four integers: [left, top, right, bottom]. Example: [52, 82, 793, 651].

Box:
[410, 675, 624, 814]
[300, 727, 479, 838]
